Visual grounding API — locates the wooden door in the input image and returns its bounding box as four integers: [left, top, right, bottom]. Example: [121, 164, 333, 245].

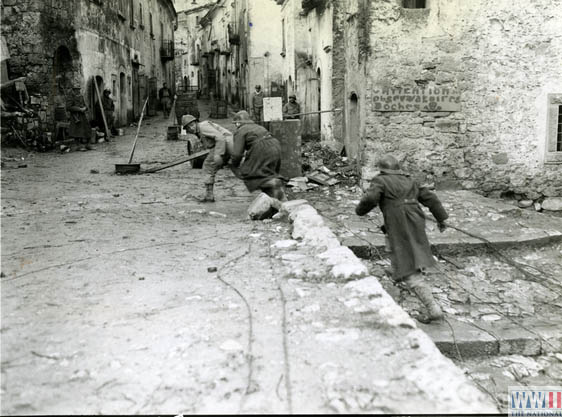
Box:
[304, 77, 320, 137]
[132, 66, 139, 119]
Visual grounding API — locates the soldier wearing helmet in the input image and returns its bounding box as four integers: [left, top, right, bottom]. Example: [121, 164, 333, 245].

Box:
[250, 85, 264, 123]
[231, 111, 285, 201]
[282, 93, 300, 120]
[182, 114, 234, 202]
[355, 154, 449, 323]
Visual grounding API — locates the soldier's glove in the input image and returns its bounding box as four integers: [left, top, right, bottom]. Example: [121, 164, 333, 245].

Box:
[438, 222, 447, 233]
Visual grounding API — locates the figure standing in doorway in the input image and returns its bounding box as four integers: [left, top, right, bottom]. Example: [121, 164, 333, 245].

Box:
[251, 85, 264, 123]
[355, 154, 448, 323]
[159, 82, 172, 118]
[67, 80, 93, 151]
[282, 94, 301, 120]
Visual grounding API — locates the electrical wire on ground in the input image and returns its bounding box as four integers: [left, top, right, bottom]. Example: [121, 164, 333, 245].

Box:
[214, 242, 255, 414]
[266, 235, 294, 415]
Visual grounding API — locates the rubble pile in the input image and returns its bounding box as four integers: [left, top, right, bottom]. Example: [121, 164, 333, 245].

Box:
[290, 142, 358, 193]
[1, 86, 54, 152]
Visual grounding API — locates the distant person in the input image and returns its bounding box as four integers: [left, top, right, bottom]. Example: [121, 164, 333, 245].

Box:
[182, 114, 234, 203]
[355, 154, 448, 322]
[159, 82, 172, 118]
[282, 94, 301, 120]
[251, 85, 264, 123]
[231, 110, 285, 201]
[67, 81, 93, 151]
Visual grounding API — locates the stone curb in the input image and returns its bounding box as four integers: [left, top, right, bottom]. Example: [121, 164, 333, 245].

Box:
[281, 200, 499, 413]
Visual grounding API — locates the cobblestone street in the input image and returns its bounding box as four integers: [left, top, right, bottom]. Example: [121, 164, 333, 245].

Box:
[1, 107, 504, 414]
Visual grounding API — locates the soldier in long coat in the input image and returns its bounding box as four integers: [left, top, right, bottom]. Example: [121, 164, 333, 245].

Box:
[355, 154, 448, 321]
[231, 110, 285, 200]
[67, 83, 93, 151]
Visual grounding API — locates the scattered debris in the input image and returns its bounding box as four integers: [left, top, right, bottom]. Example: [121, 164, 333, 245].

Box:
[90, 169, 99, 174]
[307, 170, 340, 187]
[207, 267, 218, 273]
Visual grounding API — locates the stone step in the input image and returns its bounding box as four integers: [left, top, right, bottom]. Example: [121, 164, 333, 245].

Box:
[419, 318, 562, 359]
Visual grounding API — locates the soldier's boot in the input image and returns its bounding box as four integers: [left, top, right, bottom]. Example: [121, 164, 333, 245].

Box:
[405, 275, 444, 322]
[196, 184, 215, 203]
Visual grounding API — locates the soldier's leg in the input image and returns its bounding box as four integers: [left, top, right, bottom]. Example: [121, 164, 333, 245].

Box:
[403, 272, 443, 322]
[197, 148, 217, 202]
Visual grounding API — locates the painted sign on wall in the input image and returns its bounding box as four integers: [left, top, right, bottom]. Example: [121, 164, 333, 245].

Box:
[372, 87, 461, 112]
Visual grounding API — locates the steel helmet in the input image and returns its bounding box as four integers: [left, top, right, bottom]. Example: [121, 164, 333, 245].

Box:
[233, 110, 253, 123]
[181, 114, 197, 128]
[377, 154, 401, 173]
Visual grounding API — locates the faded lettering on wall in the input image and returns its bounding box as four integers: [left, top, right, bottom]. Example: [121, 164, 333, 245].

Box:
[372, 87, 461, 112]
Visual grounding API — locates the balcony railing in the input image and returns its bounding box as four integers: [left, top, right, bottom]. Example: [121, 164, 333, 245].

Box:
[160, 40, 174, 61]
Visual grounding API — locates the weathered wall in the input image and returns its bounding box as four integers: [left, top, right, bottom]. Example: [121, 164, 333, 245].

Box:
[247, 0, 283, 100]
[348, 0, 562, 199]
[2, 0, 176, 129]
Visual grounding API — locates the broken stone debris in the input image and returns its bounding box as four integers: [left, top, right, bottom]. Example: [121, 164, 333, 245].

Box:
[247, 193, 282, 220]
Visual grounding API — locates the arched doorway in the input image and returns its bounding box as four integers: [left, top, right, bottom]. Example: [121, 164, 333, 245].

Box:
[119, 72, 127, 126]
[53, 46, 73, 95]
[91, 75, 104, 127]
[347, 92, 360, 161]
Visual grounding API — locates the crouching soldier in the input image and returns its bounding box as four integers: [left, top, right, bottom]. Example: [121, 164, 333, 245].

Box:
[231, 110, 286, 201]
[182, 114, 234, 202]
[355, 154, 448, 322]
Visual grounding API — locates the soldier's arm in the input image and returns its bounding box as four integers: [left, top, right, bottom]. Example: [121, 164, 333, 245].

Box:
[231, 130, 245, 167]
[355, 179, 384, 216]
[418, 187, 448, 223]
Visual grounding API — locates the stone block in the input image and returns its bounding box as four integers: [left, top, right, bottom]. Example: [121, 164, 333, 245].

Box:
[435, 119, 459, 133]
[492, 153, 509, 165]
[269, 120, 302, 179]
[542, 197, 562, 211]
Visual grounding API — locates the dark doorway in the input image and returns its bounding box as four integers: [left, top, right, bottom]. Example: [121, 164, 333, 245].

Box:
[119, 72, 127, 125]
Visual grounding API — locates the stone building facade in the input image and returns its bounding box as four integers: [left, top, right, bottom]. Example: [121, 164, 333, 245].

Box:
[277, 0, 345, 145]
[1, 0, 176, 129]
[174, 1, 214, 93]
[196, 0, 284, 109]
[343, 0, 562, 198]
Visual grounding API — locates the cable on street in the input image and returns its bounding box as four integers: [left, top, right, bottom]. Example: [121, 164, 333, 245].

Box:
[214, 242, 255, 413]
[265, 234, 294, 415]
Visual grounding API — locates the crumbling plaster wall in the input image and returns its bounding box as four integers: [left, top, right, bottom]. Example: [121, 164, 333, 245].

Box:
[355, 0, 562, 198]
[247, 0, 283, 98]
[2, 0, 176, 128]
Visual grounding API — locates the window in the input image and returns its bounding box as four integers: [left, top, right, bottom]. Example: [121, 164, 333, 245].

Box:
[195, 15, 199, 25]
[150, 12, 154, 38]
[281, 18, 286, 56]
[546, 94, 562, 163]
[139, 2, 144, 28]
[403, 0, 426, 8]
[129, 0, 135, 28]
[558, 105, 562, 151]
[118, 0, 126, 19]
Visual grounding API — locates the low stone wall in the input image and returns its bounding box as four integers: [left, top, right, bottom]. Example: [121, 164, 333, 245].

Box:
[281, 199, 499, 413]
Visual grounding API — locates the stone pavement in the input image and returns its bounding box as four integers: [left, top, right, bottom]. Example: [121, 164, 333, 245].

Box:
[297, 186, 562, 257]
[290, 184, 562, 373]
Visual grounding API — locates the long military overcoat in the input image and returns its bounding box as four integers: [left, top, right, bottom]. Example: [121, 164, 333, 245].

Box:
[355, 171, 448, 280]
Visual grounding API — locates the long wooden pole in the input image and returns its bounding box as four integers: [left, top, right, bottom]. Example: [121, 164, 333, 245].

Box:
[93, 79, 111, 139]
[128, 97, 149, 164]
[286, 108, 342, 118]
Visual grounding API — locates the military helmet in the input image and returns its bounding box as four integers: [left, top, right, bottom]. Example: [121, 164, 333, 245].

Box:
[181, 114, 197, 128]
[377, 154, 401, 172]
[233, 110, 253, 123]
